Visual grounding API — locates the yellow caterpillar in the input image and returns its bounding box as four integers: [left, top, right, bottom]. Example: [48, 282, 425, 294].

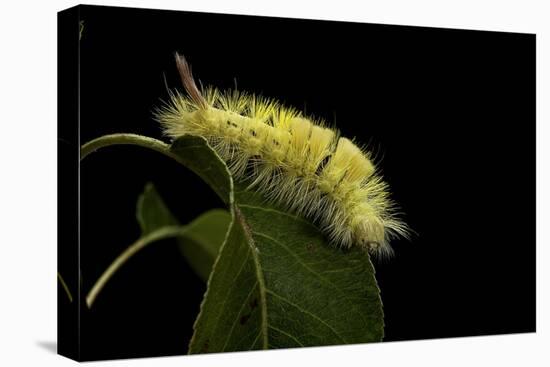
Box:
[156, 54, 408, 258]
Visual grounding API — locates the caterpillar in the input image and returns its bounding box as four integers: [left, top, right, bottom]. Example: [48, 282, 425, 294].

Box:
[156, 53, 408, 258]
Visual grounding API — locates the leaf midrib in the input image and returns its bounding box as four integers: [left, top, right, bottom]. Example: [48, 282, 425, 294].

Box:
[251, 230, 367, 342]
[234, 207, 269, 349]
[234, 204, 370, 348]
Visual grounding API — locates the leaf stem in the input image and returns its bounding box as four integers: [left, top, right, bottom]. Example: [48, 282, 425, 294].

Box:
[57, 272, 73, 303]
[81, 133, 178, 162]
[86, 225, 188, 308]
[81, 133, 232, 204]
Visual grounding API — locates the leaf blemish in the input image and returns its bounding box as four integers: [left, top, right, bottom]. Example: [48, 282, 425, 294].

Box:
[240, 312, 252, 325]
[200, 340, 209, 353]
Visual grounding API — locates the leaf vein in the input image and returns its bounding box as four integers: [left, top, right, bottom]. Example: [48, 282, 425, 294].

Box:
[252, 230, 370, 330]
[266, 289, 346, 343]
[221, 280, 259, 351]
[237, 203, 318, 230]
[235, 207, 269, 349]
[268, 325, 305, 347]
[209, 245, 252, 340]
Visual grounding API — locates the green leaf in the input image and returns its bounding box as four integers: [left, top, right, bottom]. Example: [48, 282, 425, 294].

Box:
[169, 137, 233, 205]
[133, 137, 233, 281]
[178, 209, 232, 283]
[85, 182, 230, 308]
[136, 182, 231, 282]
[188, 187, 383, 353]
[162, 137, 384, 352]
[81, 135, 233, 306]
[137, 183, 178, 235]
[80, 133, 383, 351]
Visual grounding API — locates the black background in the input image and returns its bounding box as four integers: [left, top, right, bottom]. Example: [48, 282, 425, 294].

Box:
[64, 4, 535, 361]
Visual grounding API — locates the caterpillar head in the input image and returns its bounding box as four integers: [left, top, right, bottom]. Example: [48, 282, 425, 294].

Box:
[352, 214, 393, 258]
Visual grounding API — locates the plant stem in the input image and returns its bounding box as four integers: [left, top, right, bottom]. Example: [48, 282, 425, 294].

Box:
[86, 225, 188, 308]
[80, 133, 180, 162]
[57, 272, 73, 303]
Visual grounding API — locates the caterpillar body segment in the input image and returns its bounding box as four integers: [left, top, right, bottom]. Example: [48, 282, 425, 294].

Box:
[156, 54, 408, 258]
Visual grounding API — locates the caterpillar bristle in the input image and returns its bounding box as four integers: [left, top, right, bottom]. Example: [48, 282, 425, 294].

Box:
[156, 55, 409, 258]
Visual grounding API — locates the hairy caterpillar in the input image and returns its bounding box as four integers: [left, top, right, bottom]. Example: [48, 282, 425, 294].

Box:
[156, 54, 408, 258]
